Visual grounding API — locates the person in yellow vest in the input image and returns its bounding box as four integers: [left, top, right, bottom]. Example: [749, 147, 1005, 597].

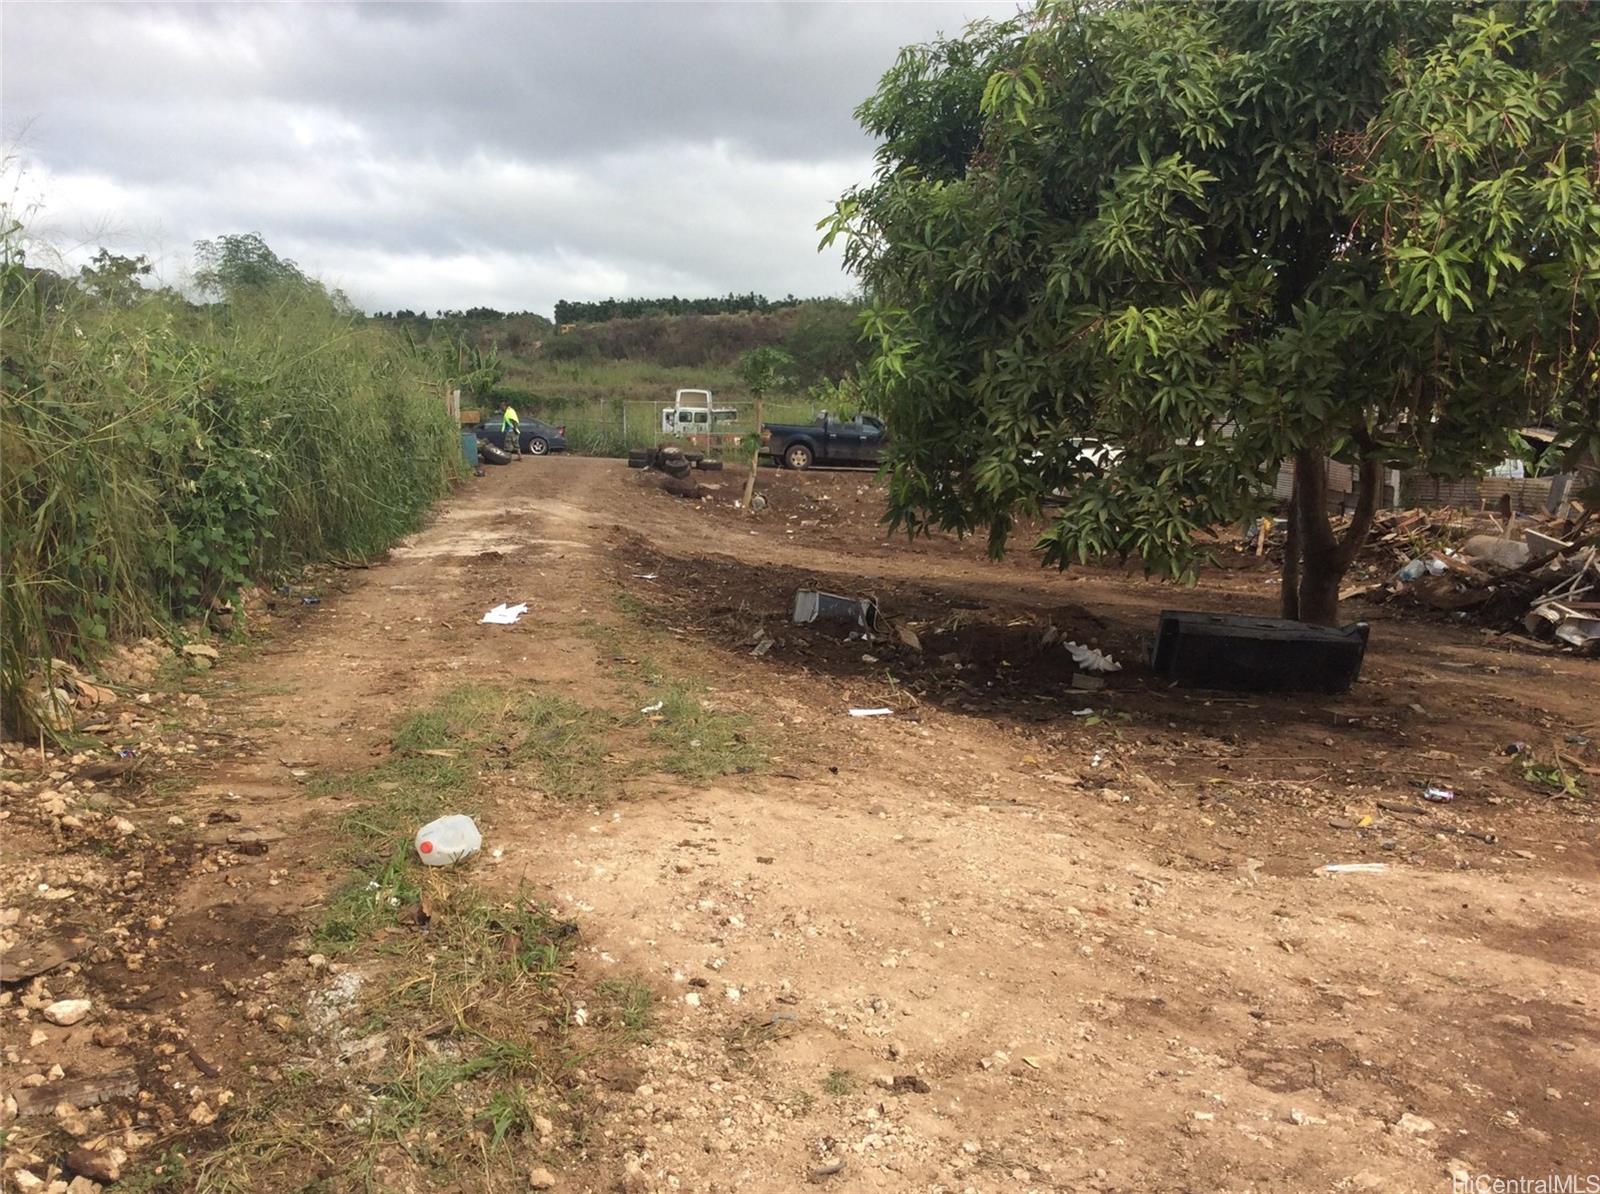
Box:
[501, 402, 523, 460]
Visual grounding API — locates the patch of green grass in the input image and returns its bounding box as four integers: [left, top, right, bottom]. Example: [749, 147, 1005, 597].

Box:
[594, 978, 656, 1037]
[611, 591, 651, 621]
[641, 682, 764, 780]
[478, 1086, 536, 1153]
[120, 1149, 191, 1192]
[313, 844, 421, 949]
[508, 696, 614, 800]
[822, 1066, 854, 1097]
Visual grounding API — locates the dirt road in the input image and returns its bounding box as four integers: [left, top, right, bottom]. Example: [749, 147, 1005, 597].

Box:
[4, 456, 1596, 1193]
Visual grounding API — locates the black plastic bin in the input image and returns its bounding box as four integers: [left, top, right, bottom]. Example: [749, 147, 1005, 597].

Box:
[1150, 610, 1370, 694]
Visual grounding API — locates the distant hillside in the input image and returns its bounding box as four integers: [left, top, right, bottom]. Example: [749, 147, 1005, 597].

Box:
[539, 302, 863, 382]
[376, 299, 865, 386]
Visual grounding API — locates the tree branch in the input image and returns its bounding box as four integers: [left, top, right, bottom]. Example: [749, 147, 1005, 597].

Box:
[1334, 456, 1384, 571]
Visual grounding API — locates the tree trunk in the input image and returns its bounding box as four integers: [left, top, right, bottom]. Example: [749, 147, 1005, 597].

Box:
[741, 393, 763, 511]
[1280, 451, 1383, 627]
[1280, 474, 1302, 622]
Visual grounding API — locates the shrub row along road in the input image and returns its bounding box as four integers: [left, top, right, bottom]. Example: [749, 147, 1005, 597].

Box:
[6, 457, 1594, 1192]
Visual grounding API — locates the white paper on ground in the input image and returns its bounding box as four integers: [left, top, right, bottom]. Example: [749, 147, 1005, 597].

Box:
[1316, 863, 1390, 875]
[481, 602, 528, 624]
[848, 707, 893, 717]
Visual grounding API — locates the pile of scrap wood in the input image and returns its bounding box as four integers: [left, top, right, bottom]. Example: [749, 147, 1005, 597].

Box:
[1371, 506, 1599, 650]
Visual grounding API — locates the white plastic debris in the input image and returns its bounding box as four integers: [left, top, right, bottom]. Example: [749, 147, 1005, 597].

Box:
[640, 701, 664, 714]
[849, 707, 894, 717]
[1063, 641, 1121, 673]
[414, 814, 482, 866]
[480, 602, 528, 625]
[1316, 862, 1390, 876]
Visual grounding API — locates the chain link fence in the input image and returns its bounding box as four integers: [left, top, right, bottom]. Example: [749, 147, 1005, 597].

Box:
[540, 398, 819, 458]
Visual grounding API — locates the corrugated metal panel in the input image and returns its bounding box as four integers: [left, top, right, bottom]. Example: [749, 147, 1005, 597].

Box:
[1272, 461, 1295, 500]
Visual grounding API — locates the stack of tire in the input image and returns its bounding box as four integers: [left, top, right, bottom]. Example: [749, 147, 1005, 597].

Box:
[626, 445, 724, 473]
[479, 440, 512, 466]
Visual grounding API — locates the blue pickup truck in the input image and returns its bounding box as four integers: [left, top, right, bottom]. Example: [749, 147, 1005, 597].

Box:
[760, 412, 886, 470]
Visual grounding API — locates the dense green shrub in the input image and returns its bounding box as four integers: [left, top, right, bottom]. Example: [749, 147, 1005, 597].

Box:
[1, 235, 461, 729]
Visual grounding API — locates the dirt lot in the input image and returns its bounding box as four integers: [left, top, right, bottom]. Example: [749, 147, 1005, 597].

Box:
[3, 456, 1596, 1193]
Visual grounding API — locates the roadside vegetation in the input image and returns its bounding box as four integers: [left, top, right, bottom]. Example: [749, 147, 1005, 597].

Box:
[0, 226, 463, 734]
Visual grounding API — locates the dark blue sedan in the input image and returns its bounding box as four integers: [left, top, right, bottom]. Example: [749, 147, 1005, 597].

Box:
[473, 417, 567, 456]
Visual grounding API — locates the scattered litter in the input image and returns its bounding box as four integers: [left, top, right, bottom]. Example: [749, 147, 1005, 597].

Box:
[793, 589, 880, 633]
[414, 814, 482, 866]
[1525, 600, 1600, 648]
[640, 701, 664, 715]
[632, 572, 659, 580]
[1395, 557, 1448, 582]
[1502, 742, 1531, 755]
[480, 602, 528, 625]
[300, 595, 322, 606]
[1071, 707, 1096, 716]
[849, 707, 893, 718]
[1316, 862, 1390, 876]
[896, 624, 922, 651]
[1422, 785, 1456, 803]
[751, 637, 774, 658]
[1063, 640, 1121, 673]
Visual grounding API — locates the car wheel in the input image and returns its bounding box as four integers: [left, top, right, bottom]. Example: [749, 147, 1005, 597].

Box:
[527, 437, 549, 456]
[784, 443, 813, 470]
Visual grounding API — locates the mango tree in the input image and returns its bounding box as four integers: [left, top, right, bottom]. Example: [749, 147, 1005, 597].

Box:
[825, 1, 1598, 624]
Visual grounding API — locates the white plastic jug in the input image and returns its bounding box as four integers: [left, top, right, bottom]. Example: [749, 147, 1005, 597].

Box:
[414, 814, 482, 866]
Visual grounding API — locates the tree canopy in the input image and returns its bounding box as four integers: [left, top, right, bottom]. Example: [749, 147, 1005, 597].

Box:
[826, 0, 1599, 623]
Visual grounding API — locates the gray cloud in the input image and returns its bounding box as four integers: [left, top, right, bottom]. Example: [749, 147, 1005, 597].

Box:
[3, 1, 1017, 313]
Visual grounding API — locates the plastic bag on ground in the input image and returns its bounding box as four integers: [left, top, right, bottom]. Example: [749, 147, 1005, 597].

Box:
[415, 814, 482, 866]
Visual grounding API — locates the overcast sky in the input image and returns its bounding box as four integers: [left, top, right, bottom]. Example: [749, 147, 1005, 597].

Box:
[2, 2, 1016, 315]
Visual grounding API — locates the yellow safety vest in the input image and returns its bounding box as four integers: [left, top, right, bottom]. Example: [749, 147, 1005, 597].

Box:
[503, 405, 519, 427]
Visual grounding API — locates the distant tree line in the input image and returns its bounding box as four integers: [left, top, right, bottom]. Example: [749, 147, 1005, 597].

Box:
[372, 307, 549, 322]
[552, 292, 818, 325]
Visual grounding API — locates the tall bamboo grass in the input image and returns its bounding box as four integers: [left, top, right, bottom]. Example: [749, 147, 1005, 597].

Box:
[1, 240, 461, 730]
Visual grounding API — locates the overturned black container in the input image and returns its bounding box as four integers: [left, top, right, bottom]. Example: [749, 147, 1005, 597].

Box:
[1151, 610, 1370, 694]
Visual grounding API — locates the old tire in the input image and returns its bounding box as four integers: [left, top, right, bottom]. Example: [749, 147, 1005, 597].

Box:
[695, 458, 725, 472]
[479, 442, 511, 466]
[526, 436, 549, 456]
[784, 443, 814, 470]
